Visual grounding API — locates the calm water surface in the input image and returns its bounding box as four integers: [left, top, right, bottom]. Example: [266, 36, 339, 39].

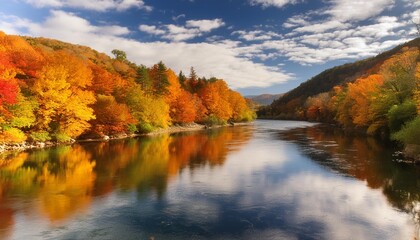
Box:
[0, 120, 419, 239]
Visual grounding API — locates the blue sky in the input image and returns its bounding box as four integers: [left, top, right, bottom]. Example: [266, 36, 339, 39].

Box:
[0, 0, 418, 95]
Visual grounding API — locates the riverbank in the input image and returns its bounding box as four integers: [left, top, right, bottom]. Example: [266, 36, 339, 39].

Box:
[258, 117, 420, 163]
[0, 122, 253, 153]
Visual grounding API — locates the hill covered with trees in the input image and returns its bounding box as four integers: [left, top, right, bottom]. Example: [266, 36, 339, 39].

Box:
[259, 38, 420, 155]
[0, 32, 256, 143]
[247, 94, 283, 106]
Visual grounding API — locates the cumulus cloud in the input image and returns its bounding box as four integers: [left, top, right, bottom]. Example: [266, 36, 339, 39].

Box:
[186, 19, 225, 32]
[138, 18, 225, 42]
[0, 10, 292, 89]
[293, 20, 351, 33]
[232, 30, 280, 41]
[23, 0, 152, 12]
[271, 0, 411, 65]
[138, 24, 165, 35]
[403, 0, 420, 7]
[249, 0, 302, 8]
[325, 0, 395, 22]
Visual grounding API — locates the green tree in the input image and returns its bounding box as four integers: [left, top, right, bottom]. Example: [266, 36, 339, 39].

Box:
[178, 70, 187, 88]
[136, 65, 152, 95]
[149, 61, 169, 96]
[111, 49, 127, 61]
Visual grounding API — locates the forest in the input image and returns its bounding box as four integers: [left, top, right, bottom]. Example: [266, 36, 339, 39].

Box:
[259, 39, 420, 150]
[0, 31, 256, 143]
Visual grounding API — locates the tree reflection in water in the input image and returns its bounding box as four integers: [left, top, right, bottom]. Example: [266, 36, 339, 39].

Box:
[0, 126, 252, 230]
[277, 124, 420, 238]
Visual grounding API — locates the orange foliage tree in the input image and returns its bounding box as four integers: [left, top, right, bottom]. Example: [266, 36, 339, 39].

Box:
[90, 94, 135, 135]
[199, 80, 233, 123]
[346, 74, 384, 127]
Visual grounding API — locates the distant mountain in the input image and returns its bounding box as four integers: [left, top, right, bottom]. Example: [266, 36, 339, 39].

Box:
[246, 94, 283, 106]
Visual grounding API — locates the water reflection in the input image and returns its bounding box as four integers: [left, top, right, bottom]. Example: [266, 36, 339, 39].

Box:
[0, 126, 252, 237]
[277, 124, 420, 237]
[0, 121, 418, 239]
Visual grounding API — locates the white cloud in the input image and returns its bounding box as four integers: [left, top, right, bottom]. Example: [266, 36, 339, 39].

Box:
[23, 0, 152, 12]
[282, 15, 309, 28]
[232, 30, 280, 41]
[39, 10, 130, 36]
[139, 24, 165, 35]
[0, 11, 292, 89]
[185, 19, 225, 32]
[293, 20, 351, 33]
[272, 0, 411, 65]
[403, 0, 420, 8]
[325, 0, 395, 22]
[138, 19, 225, 42]
[164, 24, 201, 41]
[249, 0, 301, 8]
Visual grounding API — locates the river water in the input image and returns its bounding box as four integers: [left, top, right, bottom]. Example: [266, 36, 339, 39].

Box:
[0, 120, 419, 239]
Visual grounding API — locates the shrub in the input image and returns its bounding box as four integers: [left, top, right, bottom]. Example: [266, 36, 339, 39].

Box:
[52, 132, 72, 143]
[138, 123, 154, 133]
[29, 131, 51, 142]
[0, 128, 27, 143]
[392, 116, 420, 145]
[387, 100, 417, 133]
[127, 123, 138, 134]
[204, 114, 226, 126]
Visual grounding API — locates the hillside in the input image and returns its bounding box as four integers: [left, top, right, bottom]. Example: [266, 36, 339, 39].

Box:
[271, 38, 420, 106]
[0, 32, 256, 144]
[247, 94, 283, 106]
[259, 37, 420, 155]
[260, 37, 420, 120]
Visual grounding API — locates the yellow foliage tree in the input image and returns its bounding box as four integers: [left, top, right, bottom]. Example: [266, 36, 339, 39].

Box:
[126, 85, 170, 129]
[33, 51, 95, 138]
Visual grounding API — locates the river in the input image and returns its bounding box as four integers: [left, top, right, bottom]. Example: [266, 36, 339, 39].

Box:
[0, 120, 419, 239]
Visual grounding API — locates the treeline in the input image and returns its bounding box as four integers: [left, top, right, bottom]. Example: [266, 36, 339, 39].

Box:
[259, 46, 420, 147]
[0, 32, 256, 143]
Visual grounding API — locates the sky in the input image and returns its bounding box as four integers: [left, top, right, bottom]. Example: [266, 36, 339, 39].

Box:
[0, 0, 419, 95]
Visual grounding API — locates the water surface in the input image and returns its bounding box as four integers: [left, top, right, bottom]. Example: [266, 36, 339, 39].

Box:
[0, 120, 418, 239]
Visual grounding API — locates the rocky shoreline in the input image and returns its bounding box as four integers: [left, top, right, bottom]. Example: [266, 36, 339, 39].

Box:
[0, 122, 253, 153]
[402, 144, 420, 163]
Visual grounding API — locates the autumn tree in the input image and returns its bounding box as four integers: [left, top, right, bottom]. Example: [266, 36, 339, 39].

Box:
[170, 90, 197, 123]
[199, 80, 233, 123]
[90, 94, 135, 135]
[89, 64, 115, 95]
[305, 92, 332, 122]
[0, 32, 43, 78]
[164, 69, 182, 106]
[125, 85, 170, 131]
[380, 47, 418, 104]
[32, 51, 95, 139]
[415, 63, 420, 113]
[346, 74, 384, 127]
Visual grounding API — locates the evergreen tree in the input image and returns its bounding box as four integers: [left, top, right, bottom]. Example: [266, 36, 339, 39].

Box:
[150, 61, 169, 96]
[136, 65, 152, 95]
[178, 70, 187, 88]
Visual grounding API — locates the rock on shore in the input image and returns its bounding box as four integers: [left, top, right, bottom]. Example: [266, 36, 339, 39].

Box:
[404, 144, 420, 163]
